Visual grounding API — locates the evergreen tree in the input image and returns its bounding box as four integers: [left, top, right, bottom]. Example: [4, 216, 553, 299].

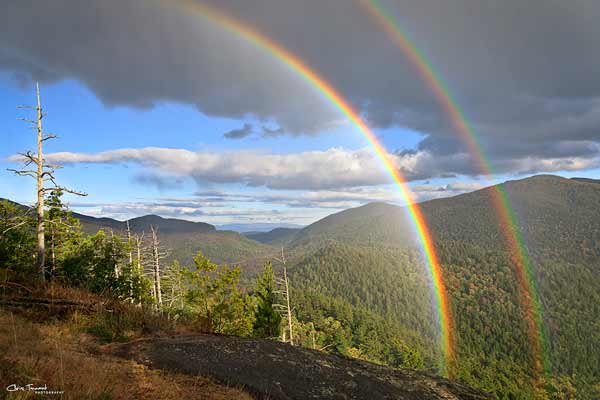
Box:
[0, 200, 35, 275]
[186, 252, 254, 336]
[44, 190, 82, 278]
[252, 262, 281, 338]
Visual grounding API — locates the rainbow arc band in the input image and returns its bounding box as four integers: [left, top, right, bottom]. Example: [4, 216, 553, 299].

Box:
[359, 0, 550, 376]
[166, 0, 455, 373]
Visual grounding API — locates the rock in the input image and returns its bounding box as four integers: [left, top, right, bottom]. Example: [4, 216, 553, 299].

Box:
[114, 334, 491, 400]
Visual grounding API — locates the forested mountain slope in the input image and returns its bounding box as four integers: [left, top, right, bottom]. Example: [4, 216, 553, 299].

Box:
[244, 227, 301, 245]
[4, 175, 598, 398]
[282, 175, 600, 399]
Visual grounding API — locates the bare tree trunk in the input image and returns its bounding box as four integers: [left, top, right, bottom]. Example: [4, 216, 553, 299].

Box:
[135, 233, 143, 273]
[126, 220, 133, 265]
[134, 233, 144, 305]
[126, 220, 133, 301]
[283, 266, 294, 345]
[275, 248, 294, 345]
[110, 230, 120, 278]
[150, 226, 162, 311]
[10, 82, 86, 281]
[36, 82, 45, 280]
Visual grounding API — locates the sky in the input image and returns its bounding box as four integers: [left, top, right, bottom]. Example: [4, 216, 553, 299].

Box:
[1, 0, 599, 226]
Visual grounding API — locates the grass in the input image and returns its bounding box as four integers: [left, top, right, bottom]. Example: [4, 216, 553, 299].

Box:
[0, 286, 253, 400]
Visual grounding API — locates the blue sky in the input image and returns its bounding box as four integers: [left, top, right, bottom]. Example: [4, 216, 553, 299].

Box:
[2, 73, 599, 226]
[2, 0, 599, 226]
[0, 75, 440, 225]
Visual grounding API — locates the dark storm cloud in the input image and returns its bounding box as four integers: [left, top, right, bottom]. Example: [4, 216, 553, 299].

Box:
[223, 123, 254, 139]
[261, 126, 285, 137]
[2, 0, 600, 177]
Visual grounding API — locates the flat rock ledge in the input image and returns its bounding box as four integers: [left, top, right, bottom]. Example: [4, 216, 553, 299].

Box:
[113, 334, 491, 400]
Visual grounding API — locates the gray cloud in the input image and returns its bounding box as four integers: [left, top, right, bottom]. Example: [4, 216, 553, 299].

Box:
[223, 123, 254, 139]
[2, 0, 600, 174]
[261, 126, 285, 138]
[133, 173, 185, 189]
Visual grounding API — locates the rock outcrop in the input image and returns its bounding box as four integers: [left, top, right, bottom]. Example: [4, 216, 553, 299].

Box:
[115, 334, 491, 400]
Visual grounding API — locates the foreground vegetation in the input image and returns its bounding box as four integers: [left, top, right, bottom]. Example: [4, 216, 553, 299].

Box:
[0, 196, 425, 378]
[0, 286, 252, 400]
[3, 174, 600, 399]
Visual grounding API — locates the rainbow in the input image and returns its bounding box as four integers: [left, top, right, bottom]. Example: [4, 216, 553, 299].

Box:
[360, 0, 550, 377]
[166, 0, 455, 372]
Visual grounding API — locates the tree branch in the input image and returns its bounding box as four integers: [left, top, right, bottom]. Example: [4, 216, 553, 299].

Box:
[7, 169, 37, 179]
[43, 186, 87, 197]
[1, 220, 29, 236]
[17, 117, 36, 124]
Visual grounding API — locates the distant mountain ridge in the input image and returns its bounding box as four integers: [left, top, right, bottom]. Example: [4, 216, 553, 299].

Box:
[244, 227, 301, 245]
[219, 223, 304, 233]
[74, 213, 215, 235]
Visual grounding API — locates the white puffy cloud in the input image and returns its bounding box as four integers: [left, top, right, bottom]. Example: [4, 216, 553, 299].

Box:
[20, 145, 599, 192]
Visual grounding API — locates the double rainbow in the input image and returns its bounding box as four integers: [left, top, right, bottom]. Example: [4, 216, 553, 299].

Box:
[167, 0, 455, 372]
[360, 0, 550, 377]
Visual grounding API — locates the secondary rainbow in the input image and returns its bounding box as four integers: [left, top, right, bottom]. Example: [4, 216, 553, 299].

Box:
[165, 0, 455, 371]
[360, 0, 550, 376]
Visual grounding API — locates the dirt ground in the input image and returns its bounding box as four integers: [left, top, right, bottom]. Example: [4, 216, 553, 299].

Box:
[0, 309, 252, 400]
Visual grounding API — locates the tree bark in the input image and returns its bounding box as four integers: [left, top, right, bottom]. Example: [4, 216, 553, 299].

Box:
[283, 266, 293, 345]
[36, 82, 45, 279]
[150, 226, 162, 310]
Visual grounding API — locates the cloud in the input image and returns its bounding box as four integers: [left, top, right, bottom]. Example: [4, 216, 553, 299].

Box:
[39, 147, 391, 190]
[261, 126, 285, 137]
[2, 0, 600, 173]
[15, 145, 597, 192]
[67, 180, 483, 223]
[223, 123, 254, 139]
[133, 173, 185, 189]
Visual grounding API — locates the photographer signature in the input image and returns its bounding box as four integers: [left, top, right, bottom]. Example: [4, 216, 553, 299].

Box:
[6, 383, 64, 395]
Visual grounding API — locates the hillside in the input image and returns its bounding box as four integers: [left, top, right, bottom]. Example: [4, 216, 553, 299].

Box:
[3, 174, 599, 398]
[289, 202, 413, 249]
[0, 289, 488, 400]
[75, 213, 215, 236]
[75, 213, 279, 269]
[279, 175, 600, 399]
[421, 175, 600, 264]
[244, 227, 301, 245]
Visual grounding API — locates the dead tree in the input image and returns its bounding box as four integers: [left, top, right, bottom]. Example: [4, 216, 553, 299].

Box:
[123, 220, 134, 302]
[147, 225, 167, 311]
[131, 231, 145, 305]
[126, 220, 133, 265]
[8, 82, 86, 279]
[134, 232, 144, 274]
[109, 229, 121, 278]
[274, 248, 294, 345]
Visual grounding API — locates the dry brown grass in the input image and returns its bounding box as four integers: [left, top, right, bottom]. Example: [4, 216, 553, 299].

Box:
[0, 309, 253, 400]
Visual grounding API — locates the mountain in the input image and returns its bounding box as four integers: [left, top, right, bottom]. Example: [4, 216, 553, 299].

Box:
[244, 227, 301, 245]
[73, 213, 274, 267]
[218, 223, 304, 233]
[282, 175, 600, 398]
[75, 213, 215, 236]
[571, 177, 600, 185]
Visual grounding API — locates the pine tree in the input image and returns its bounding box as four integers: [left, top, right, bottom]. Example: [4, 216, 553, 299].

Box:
[44, 190, 82, 278]
[252, 262, 281, 338]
